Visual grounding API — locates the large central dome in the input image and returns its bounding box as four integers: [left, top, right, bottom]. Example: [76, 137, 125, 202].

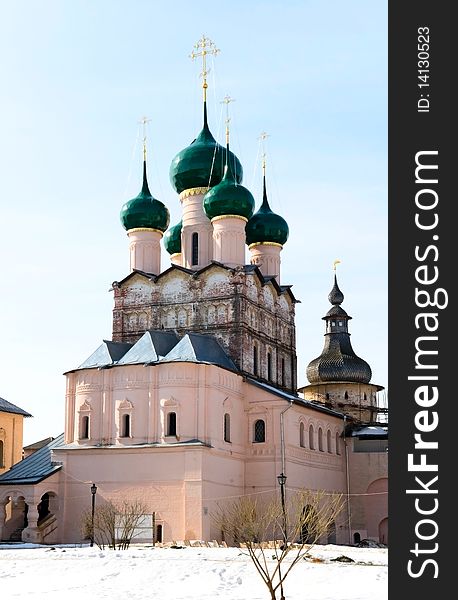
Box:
[169, 104, 243, 194]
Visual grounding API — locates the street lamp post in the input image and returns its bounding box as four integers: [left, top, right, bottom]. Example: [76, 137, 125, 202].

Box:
[277, 472, 287, 544]
[90, 483, 97, 547]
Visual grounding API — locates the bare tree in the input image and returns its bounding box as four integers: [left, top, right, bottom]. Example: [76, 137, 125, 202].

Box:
[213, 489, 344, 600]
[81, 498, 149, 550]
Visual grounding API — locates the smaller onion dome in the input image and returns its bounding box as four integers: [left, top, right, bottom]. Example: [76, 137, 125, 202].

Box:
[120, 161, 170, 232]
[203, 159, 255, 221]
[169, 103, 243, 194]
[163, 220, 182, 255]
[306, 274, 372, 385]
[245, 175, 289, 246]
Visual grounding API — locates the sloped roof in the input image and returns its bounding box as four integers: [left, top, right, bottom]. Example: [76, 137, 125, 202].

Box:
[0, 397, 32, 417]
[161, 333, 237, 370]
[117, 330, 179, 365]
[0, 434, 64, 485]
[23, 437, 54, 452]
[75, 340, 133, 370]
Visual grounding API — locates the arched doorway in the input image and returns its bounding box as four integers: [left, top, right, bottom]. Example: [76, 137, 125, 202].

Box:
[364, 477, 388, 542]
[379, 517, 388, 545]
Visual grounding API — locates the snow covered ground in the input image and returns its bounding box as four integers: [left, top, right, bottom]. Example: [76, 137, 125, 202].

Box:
[0, 543, 387, 600]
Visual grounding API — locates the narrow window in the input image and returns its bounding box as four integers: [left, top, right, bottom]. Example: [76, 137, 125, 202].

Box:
[354, 532, 361, 544]
[267, 352, 272, 381]
[336, 432, 341, 455]
[0, 440, 4, 467]
[224, 413, 231, 443]
[309, 425, 315, 450]
[121, 414, 131, 438]
[254, 419, 265, 443]
[344, 391, 349, 400]
[253, 346, 258, 376]
[156, 524, 163, 543]
[281, 358, 285, 387]
[299, 422, 305, 448]
[81, 415, 90, 439]
[364, 393, 367, 401]
[318, 427, 324, 451]
[192, 232, 199, 266]
[327, 429, 332, 453]
[326, 393, 330, 401]
[167, 412, 177, 436]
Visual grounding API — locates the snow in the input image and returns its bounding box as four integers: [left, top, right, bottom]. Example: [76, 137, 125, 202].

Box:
[0, 543, 387, 600]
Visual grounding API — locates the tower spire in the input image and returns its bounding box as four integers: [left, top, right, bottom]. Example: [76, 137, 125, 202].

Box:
[258, 131, 270, 208]
[190, 35, 220, 123]
[138, 116, 152, 194]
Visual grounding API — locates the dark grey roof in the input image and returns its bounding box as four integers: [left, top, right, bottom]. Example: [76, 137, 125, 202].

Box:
[23, 437, 54, 451]
[0, 434, 64, 485]
[162, 333, 237, 370]
[245, 378, 346, 418]
[118, 330, 179, 365]
[307, 274, 371, 385]
[349, 425, 388, 438]
[0, 397, 32, 417]
[75, 340, 133, 370]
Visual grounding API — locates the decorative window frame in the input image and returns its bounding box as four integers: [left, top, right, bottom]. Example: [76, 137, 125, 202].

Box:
[118, 399, 133, 439]
[78, 400, 92, 440]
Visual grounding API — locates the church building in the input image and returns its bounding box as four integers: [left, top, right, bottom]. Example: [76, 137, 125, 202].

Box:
[0, 37, 387, 547]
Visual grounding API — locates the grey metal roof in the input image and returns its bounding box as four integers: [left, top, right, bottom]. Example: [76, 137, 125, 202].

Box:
[75, 340, 133, 370]
[0, 397, 32, 417]
[117, 330, 179, 365]
[162, 333, 237, 370]
[246, 378, 346, 418]
[0, 434, 64, 485]
[350, 425, 388, 438]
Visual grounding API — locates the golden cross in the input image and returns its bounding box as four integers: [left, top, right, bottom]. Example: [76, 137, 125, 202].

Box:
[333, 259, 341, 272]
[138, 116, 151, 161]
[258, 131, 269, 176]
[189, 35, 220, 100]
[220, 95, 235, 145]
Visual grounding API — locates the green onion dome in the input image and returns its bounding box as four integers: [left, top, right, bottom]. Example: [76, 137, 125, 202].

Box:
[163, 220, 182, 255]
[203, 160, 255, 221]
[245, 176, 289, 246]
[120, 161, 170, 232]
[169, 103, 243, 194]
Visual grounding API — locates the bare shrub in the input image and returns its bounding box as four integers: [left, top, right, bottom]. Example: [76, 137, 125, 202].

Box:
[82, 498, 149, 550]
[213, 489, 344, 600]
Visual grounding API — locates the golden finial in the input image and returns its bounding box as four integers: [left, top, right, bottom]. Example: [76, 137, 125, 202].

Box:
[258, 131, 269, 176]
[138, 116, 151, 161]
[189, 35, 220, 102]
[221, 95, 235, 146]
[333, 259, 341, 272]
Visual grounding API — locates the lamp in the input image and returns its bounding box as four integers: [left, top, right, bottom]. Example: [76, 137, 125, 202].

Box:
[90, 483, 97, 547]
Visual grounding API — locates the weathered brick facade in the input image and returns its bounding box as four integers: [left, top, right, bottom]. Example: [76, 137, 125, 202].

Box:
[112, 263, 298, 392]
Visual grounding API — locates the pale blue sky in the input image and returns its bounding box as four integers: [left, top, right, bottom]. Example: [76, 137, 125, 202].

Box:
[0, 0, 387, 445]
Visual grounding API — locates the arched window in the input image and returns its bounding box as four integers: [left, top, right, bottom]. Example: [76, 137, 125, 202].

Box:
[81, 416, 90, 440]
[253, 346, 258, 376]
[253, 419, 265, 443]
[327, 429, 332, 453]
[192, 232, 199, 266]
[156, 524, 163, 543]
[267, 352, 272, 381]
[299, 422, 305, 448]
[167, 412, 177, 436]
[354, 532, 361, 544]
[281, 358, 285, 387]
[309, 425, 315, 450]
[224, 413, 231, 443]
[0, 440, 4, 467]
[364, 393, 367, 401]
[318, 427, 324, 451]
[336, 432, 341, 455]
[121, 414, 131, 438]
[344, 391, 349, 400]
